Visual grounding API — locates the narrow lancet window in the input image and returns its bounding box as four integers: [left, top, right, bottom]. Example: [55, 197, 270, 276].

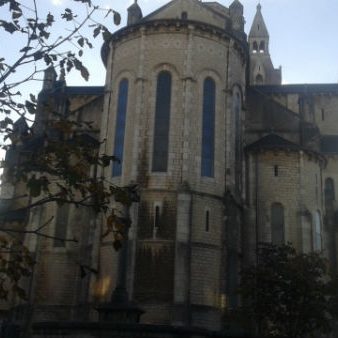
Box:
[153, 203, 161, 239]
[112, 79, 129, 176]
[205, 210, 210, 232]
[152, 71, 172, 172]
[271, 203, 284, 245]
[54, 204, 70, 247]
[201, 77, 215, 177]
[325, 178, 335, 205]
[314, 211, 322, 251]
[259, 40, 265, 53]
[253, 41, 258, 53]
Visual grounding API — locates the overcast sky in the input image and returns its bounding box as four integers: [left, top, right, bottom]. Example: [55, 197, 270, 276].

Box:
[4, 0, 338, 91]
[73, 0, 338, 86]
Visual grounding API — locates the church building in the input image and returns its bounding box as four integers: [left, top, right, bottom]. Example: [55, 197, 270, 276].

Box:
[2, 0, 338, 335]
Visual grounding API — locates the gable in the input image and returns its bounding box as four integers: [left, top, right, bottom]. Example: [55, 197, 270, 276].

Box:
[142, 0, 229, 30]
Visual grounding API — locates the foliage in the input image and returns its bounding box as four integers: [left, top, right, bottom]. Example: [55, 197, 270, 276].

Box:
[0, 0, 130, 301]
[239, 243, 338, 338]
[0, 236, 33, 300]
[0, 0, 119, 120]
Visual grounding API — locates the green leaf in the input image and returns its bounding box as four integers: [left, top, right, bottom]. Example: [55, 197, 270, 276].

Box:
[0, 1, 10, 7]
[44, 54, 52, 65]
[80, 66, 89, 81]
[27, 176, 42, 197]
[113, 11, 121, 25]
[85, 38, 93, 48]
[9, 0, 21, 12]
[93, 26, 101, 38]
[30, 94, 36, 103]
[20, 46, 33, 53]
[25, 100, 36, 114]
[74, 59, 89, 81]
[102, 30, 112, 43]
[12, 11, 22, 19]
[33, 51, 43, 61]
[62, 8, 75, 21]
[40, 30, 50, 39]
[73, 0, 91, 5]
[0, 20, 18, 33]
[77, 37, 84, 47]
[46, 13, 54, 26]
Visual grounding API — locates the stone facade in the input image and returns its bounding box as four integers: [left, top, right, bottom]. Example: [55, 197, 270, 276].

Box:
[2, 0, 338, 335]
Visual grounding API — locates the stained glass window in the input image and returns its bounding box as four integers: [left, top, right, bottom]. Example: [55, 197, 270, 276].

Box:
[152, 71, 172, 172]
[112, 79, 129, 176]
[201, 77, 215, 177]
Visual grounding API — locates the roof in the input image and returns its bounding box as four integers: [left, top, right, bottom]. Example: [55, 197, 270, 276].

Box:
[246, 134, 326, 163]
[141, 0, 228, 23]
[249, 4, 269, 38]
[203, 2, 228, 17]
[38, 86, 104, 100]
[252, 84, 338, 94]
[229, 0, 243, 10]
[65, 86, 104, 96]
[246, 134, 302, 152]
[13, 117, 29, 134]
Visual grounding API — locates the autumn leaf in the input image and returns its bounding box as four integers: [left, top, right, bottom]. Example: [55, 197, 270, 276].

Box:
[0, 20, 18, 33]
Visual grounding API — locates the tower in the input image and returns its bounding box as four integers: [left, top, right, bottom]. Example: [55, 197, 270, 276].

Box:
[98, 0, 248, 329]
[229, 0, 245, 32]
[127, 0, 143, 25]
[248, 4, 281, 85]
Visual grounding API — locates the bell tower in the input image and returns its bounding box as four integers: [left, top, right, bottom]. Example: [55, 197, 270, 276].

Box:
[248, 4, 281, 85]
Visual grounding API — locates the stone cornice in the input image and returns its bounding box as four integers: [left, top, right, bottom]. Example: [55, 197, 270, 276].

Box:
[101, 19, 248, 67]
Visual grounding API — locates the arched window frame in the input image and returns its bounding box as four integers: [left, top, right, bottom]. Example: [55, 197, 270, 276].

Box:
[325, 177, 335, 203]
[152, 71, 172, 172]
[205, 209, 210, 232]
[152, 201, 162, 238]
[53, 203, 70, 248]
[201, 77, 216, 177]
[271, 203, 285, 245]
[252, 41, 258, 53]
[314, 211, 322, 252]
[112, 78, 129, 177]
[255, 74, 264, 84]
[259, 40, 265, 53]
[232, 86, 242, 192]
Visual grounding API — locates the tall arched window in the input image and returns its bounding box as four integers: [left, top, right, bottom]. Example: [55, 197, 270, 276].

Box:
[152, 71, 172, 172]
[271, 203, 285, 245]
[233, 88, 242, 191]
[54, 204, 70, 247]
[259, 41, 265, 53]
[314, 211, 322, 251]
[112, 79, 129, 176]
[201, 77, 215, 177]
[325, 178, 335, 205]
[252, 41, 258, 53]
[255, 74, 264, 84]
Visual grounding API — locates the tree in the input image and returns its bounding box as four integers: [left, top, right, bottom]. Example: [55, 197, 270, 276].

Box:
[239, 243, 338, 338]
[0, 0, 128, 301]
